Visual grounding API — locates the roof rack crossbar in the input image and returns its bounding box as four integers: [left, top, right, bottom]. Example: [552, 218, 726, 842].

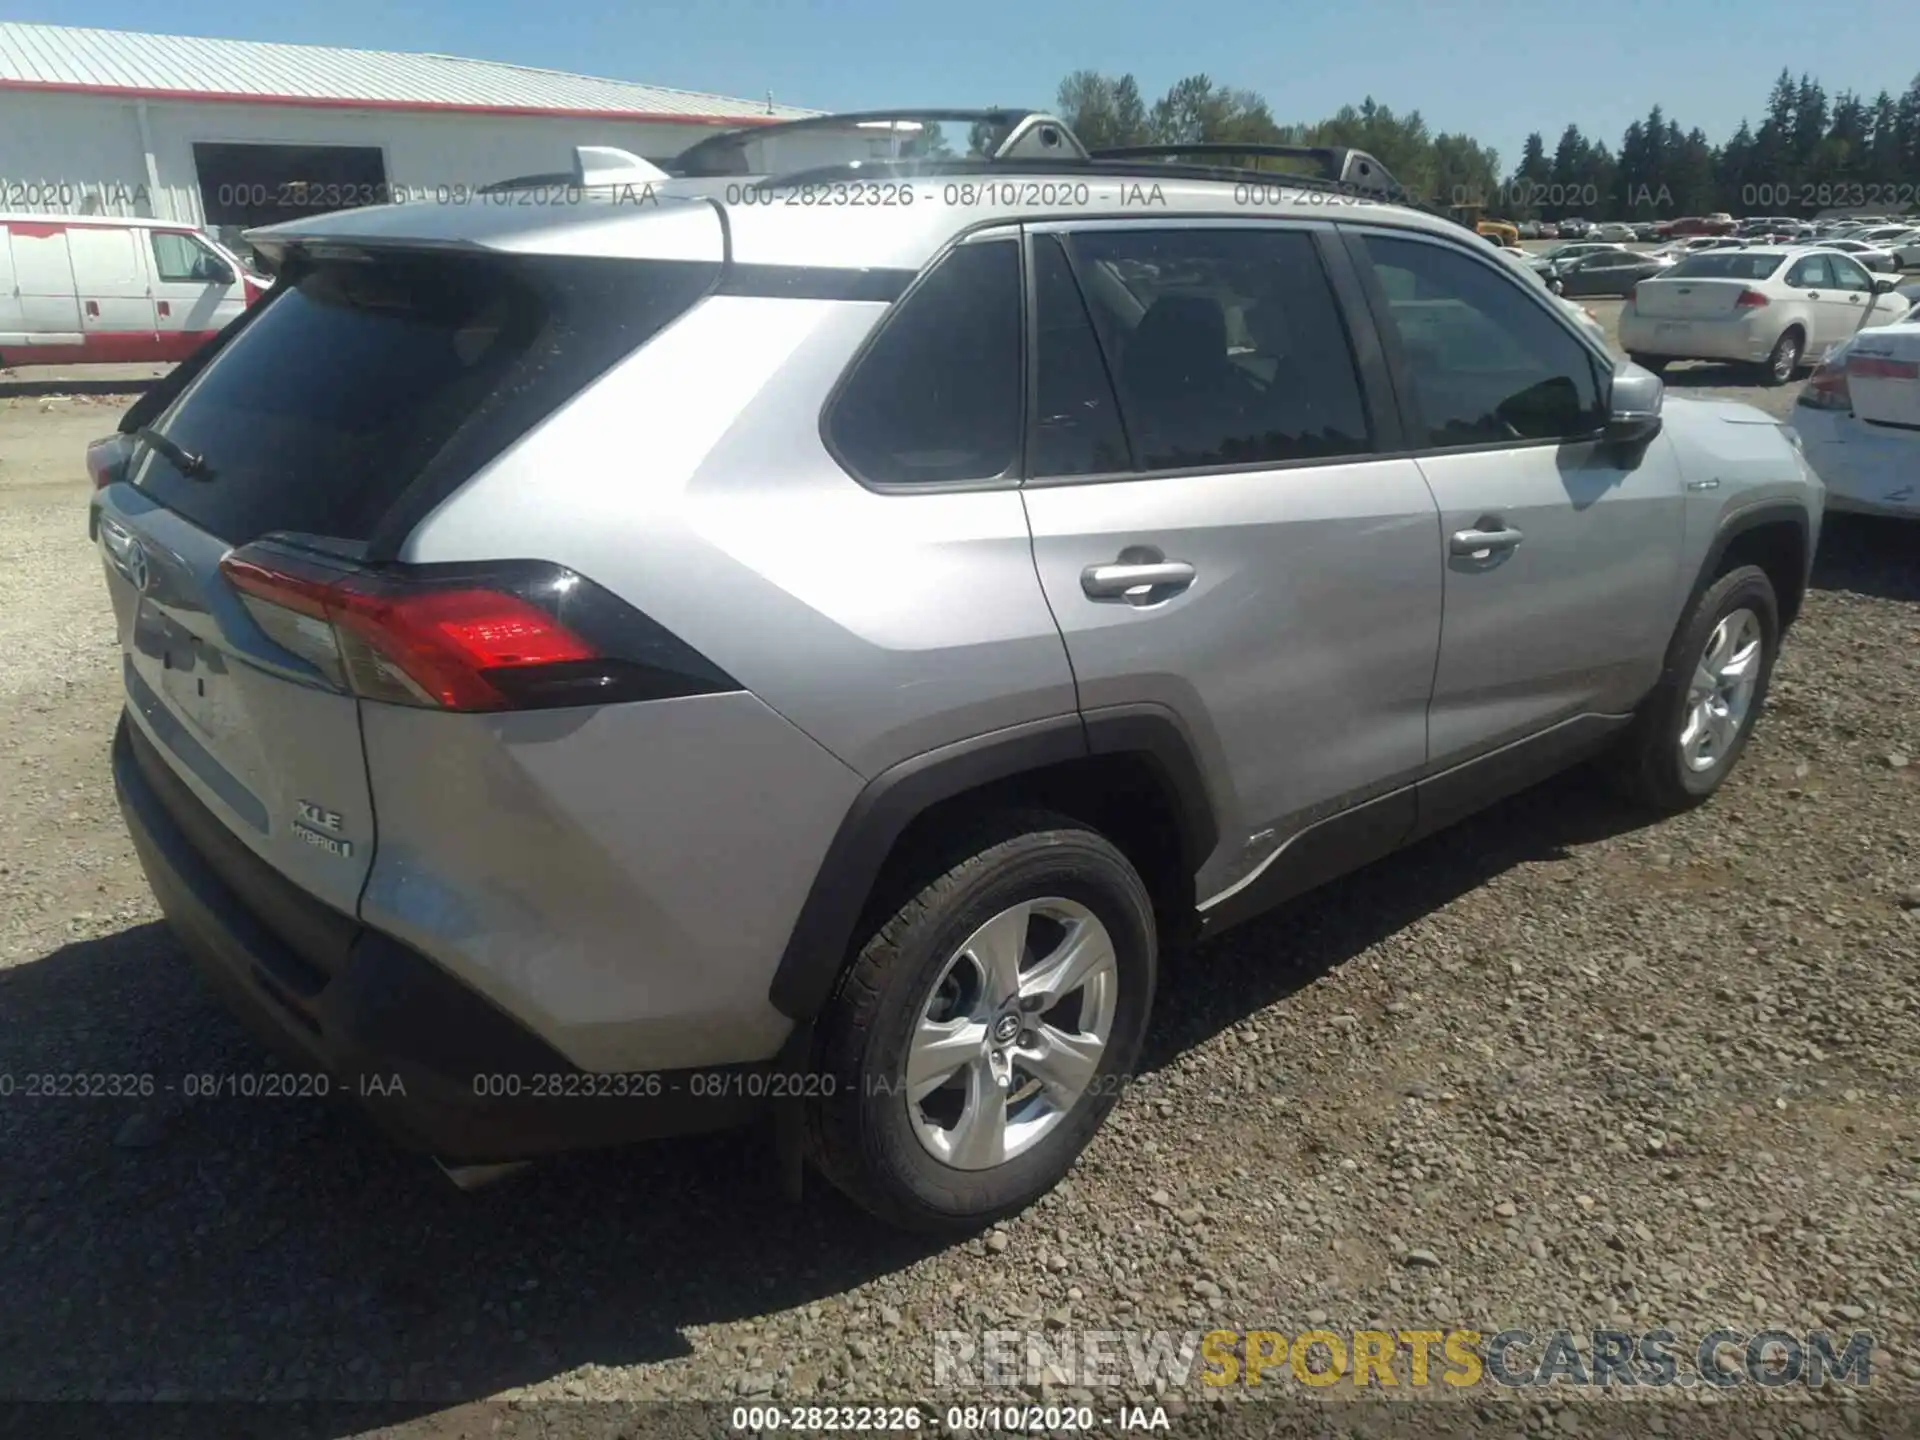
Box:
[669, 108, 1089, 177]
[1087, 143, 1413, 201]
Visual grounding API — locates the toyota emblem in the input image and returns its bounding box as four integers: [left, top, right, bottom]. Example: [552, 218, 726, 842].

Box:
[123, 538, 150, 593]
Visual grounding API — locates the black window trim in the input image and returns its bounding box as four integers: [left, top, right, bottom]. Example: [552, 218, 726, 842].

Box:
[1013, 214, 1405, 490]
[1024, 227, 1141, 476]
[816, 222, 1030, 496]
[1336, 222, 1615, 460]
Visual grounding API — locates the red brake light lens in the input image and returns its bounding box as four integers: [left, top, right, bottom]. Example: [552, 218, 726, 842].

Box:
[328, 586, 595, 709]
[1797, 354, 1853, 413]
[86, 433, 134, 490]
[1735, 289, 1770, 310]
[219, 544, 734, 713]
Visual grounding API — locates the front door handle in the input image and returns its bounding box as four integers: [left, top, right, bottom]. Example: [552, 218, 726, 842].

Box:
[84, 299, 100, 318]
[1450, 526, 1525, 558]
[1081, 560, 1196, 600]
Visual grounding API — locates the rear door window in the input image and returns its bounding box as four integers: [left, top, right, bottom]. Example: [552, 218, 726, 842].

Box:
[132, 250, 718, 545]
[826, 239, 1023, 486]
[1786, 256, 1835, 288]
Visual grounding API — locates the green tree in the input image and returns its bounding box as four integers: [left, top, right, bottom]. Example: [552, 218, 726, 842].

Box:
[1146, 74, 1281, 147]
[1054, 71, 1150, 149]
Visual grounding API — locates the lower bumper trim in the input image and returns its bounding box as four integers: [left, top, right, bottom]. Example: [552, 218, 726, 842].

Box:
[112, 713, 770, 1161]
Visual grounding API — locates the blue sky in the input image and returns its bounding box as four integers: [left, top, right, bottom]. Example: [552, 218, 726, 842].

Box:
[19, 0, 1920, 171]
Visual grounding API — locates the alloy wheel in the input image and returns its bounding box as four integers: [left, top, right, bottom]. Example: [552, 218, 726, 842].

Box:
[903, 898, 1118, 1170]
[1678, 608, 1763, 774]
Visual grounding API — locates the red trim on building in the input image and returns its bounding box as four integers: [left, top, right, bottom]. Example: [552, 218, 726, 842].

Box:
[3, 220, 67, 237]
[0, 78, 786, 126]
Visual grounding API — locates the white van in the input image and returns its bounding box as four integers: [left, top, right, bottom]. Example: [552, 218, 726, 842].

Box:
[0, 215, 265, 369]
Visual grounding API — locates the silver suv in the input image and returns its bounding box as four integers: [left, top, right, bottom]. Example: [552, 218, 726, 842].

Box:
[90, 111, 1823, 1231]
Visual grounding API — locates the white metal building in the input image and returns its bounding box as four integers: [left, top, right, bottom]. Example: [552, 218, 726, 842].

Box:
[0, 22, 816, 238]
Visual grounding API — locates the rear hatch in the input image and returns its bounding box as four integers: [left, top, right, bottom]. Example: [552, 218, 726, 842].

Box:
[98, 213, 724, 916]
[1845, 324, 1920, 428]
[1633, 253, 1786, 318]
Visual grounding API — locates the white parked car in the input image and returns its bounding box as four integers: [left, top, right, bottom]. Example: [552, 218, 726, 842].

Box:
[1820, 238, 1901, 273]
[1618, 246, 1911, 384]
[1791, 320, 1920, 518]
[1593, 222, 1636, 243]
[0, 214, 265, 368]
[1883, 229, 1920, 267]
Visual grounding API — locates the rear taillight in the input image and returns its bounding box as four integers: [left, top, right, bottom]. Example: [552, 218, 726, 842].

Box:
[1628, 282, 1640, 305]
[1798, 353, 1852, 412]
[1735, 289, 1770, 310]
[86, 433, 133, 489]
[219, 542, 736, 713]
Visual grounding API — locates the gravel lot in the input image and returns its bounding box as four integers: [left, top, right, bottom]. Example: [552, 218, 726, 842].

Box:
[1, 326, 1916, 1436]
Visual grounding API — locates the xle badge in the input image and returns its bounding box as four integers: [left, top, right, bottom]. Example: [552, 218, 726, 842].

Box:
[292, 800, 352, 859]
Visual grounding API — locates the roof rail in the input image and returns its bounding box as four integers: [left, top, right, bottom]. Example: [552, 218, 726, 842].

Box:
[668, 108, 1089, 177]
[1087, 143, 1413, 204]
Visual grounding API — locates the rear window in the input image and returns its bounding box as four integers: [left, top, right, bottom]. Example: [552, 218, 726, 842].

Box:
[1664, 253, 1785, 281]
[132, 250, 718, 547]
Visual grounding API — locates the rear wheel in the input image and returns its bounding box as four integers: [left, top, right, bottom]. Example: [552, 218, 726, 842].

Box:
[1609, 564, 1779, 814]
[805, 812, 1155, 1232]
[1760, 328, 1803, 386]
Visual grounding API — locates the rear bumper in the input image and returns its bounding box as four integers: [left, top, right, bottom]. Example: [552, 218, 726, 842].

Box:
[112, 713, 771, 1161]
[1791, 407, 1920, 518]
[1617, 309, 1774, 363]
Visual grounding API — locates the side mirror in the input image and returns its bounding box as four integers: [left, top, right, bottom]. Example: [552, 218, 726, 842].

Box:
[208, 261, 235, 286]
[1606, 363, 1664, 446]
[1873, 277, 1898, 294]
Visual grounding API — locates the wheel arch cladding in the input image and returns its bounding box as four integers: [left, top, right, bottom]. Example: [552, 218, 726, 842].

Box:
[767, 707, 1219, 1023]
[1704, 506, 1809, 631]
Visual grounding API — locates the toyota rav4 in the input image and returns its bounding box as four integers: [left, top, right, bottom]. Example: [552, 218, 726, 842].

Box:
[89, 111, 1824, 1231]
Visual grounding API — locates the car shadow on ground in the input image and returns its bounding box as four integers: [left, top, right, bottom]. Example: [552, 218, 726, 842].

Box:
[1811, 512, 1920, 604]
[0, 764, 1658, 1425]
[1653, 361, 1774, 388]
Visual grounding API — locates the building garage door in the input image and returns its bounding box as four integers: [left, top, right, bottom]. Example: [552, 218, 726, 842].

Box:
[193, 142, 389, 230]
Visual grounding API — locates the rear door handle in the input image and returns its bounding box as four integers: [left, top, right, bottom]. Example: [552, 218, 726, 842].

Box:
[1450, 526, 1525, 557]
[1081, 560, 1196, 600]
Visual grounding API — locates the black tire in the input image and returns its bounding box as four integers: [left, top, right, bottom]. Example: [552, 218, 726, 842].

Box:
[1759, 328, 1803, 386]
[805, 810, 1156, 1232]
[1609, 564, 1779, 814]
[1626, 353, 1667, 375]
